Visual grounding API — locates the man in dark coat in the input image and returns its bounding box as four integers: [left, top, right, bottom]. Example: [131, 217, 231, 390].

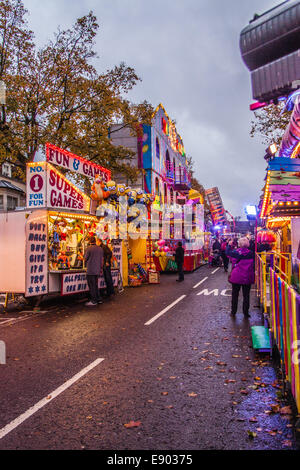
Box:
[175, 241, 185, 282]
[100, 241, 115, 298]
[84, 237, 104, 306]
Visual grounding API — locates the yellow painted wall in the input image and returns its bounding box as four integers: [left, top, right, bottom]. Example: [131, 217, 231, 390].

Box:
[129, 238, 147, 265]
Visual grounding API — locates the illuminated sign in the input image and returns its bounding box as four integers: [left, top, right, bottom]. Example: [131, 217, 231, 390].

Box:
[26, 162, 90, 212]
[46, 143, 111, 182]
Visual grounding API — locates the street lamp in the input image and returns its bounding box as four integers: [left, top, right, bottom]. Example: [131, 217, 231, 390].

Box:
[245, 205, 259, 276]
[264, 143, 277, 161]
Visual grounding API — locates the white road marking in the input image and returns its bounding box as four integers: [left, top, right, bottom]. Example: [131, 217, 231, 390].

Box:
[193, 277, 208, 289]
[197, 289, 219, 297]
[211, 268, 220, 275]
[0, 358, 105, 441]
[0, 318, 16, 326]
[0, 311, 49, 328]
[145, 295, 186, 326]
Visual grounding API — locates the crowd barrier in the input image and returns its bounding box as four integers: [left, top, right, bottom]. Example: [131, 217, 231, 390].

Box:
[256, 252, 300, 413]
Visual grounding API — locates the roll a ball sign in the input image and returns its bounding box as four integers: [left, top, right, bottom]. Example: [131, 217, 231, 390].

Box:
[27, 162, 90, 212]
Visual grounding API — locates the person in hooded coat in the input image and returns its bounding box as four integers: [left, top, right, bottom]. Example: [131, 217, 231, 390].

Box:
[226, 237, 255, 318]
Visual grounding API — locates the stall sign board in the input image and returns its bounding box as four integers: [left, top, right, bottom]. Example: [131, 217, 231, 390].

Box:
[46, 143, 111, 182]
[27, 162, 90, 212]
[46, 164, 90, 212]
[26, 163, 47, 209]
[61, 270, 119, 296]
[111, 240, 123, 270]
[25, 211, 48, 297]
[148, 270, 160, 284]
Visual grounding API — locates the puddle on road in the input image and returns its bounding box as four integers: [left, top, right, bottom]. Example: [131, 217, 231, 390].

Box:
[234, 356, 300, 450]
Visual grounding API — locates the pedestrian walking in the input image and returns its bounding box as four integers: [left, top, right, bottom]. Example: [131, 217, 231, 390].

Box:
[212, 238, 221, 252]
[100, 241, 115, 298]
[175, 241, 185, 282]
[84, 236, 104, 306]
[220, 238, 229, 272]
[248, 236, 255, 252]
[226, 237, 255, 318]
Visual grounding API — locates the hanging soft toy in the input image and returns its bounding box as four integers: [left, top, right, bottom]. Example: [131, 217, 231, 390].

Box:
[127, 206, 140, 223]
[91, 177, 110, 207]
[127, 189, 137, 207]
[117, 184, 126, 198]
[104, 181, 118, 206]
[136, 188, 143, 200]
[50, 227, 60, 260]
[136, 190, 148, 205]
[57, 251, 70, 270]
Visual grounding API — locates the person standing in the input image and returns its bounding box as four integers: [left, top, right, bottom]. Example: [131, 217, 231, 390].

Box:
[175, 241, 185, 282]
[100, 241, 115, 298]
[220, 238, 229, 272]
[226, 237, 255, 318]
[84, 236, 104, 306]
[212, 238, 221, 252]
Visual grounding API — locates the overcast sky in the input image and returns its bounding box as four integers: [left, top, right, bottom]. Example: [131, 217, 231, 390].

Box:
[23, 0, 280, 218]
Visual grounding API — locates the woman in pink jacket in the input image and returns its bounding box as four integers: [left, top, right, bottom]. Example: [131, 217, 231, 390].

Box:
[226, 237, 255, 318]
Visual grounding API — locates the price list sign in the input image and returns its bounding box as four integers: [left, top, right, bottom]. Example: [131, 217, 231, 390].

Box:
[25, 211, 48, 297]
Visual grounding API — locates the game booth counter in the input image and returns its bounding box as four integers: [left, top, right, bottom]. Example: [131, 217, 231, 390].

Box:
[151, 203, 209, 273]
[0, 209, 124, 301]
[152, 236, 209, 274]
[0, 148, 126, 304]
[0, 144, 166, 302]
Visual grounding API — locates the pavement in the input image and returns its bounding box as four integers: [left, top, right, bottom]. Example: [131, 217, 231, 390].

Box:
[0, 265, 299, 451]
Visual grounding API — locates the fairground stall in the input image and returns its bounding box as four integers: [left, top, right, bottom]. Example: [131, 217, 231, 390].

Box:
[152, 188, 208, 273]
[0, 145, 125, 301]
[239, 0, 300, 422]
[256, 153, 300, 415]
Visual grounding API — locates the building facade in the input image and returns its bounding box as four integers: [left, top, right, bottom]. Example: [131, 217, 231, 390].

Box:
[0, 162, 26, 211]
[110, 104, 191, 206]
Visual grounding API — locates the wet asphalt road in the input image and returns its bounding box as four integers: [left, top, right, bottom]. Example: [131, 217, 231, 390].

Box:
[0, 265, 299, 451]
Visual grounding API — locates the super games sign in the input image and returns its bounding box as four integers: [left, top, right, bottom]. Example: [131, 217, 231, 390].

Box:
[26, 162, 90, 212]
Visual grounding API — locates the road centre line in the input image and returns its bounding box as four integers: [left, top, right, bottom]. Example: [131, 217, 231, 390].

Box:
[0, 358, 105, 441]
[145, 295, 186, 326]
[211, 268, 220, 274]
[193, 277, 208, 289]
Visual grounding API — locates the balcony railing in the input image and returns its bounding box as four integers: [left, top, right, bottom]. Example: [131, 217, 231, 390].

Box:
[164, 162, 191, 189]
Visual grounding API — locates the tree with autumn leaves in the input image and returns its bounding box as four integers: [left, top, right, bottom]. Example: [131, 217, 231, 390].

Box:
[0, 0, 154, 182]
[250, 102, 291, 148]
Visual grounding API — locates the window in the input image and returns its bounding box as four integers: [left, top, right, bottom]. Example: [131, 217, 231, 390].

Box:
[155, 177, 160, 196]
[170, 188, 174, 205]
[164, 183, 168, 206]
[7, 196, 18, 211]
[156, 138, 160, 160]
[166, 150, 170, 164]
[0, 195, 3, 210]
[2, 163, 12, 178]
